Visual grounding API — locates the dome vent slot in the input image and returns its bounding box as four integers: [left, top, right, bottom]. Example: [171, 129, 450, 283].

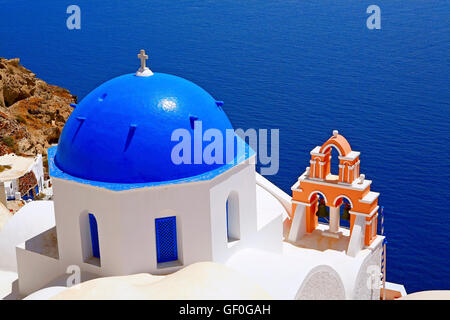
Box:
[98, 93, 107, 102]
[215, 101, 224, 110]
[124, 124, 137, 152]
[189, 116, 199, 130]
[72, 117, 86, 142]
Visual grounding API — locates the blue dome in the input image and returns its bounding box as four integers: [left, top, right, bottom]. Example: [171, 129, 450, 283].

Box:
[55, 73, 234, 183]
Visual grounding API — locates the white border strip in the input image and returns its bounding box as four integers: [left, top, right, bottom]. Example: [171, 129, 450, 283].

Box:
[350, 205, 379, 218]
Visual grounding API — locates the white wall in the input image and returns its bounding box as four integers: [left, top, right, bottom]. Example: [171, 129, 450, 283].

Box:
[352, 241, 382, 300]
[17, 155, 285, 294]
[209, 160, 259, 263]
[16, 246, 64, 297]
[53, 177, 139, 276]
[0, 201, 55, 272]
[49, 159, 259, 278]
[288, 204, 306, 243]
[115, 177, 214, 275]
[347, 215, 366, 257]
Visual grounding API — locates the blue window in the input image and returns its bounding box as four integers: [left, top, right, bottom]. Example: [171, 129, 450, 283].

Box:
[89, 213, 100, 258]
[155, 216, 178, 263]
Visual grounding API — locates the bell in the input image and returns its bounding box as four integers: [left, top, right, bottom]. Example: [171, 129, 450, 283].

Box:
[342, 203, 351, 221]
[316, 199, 329, 218]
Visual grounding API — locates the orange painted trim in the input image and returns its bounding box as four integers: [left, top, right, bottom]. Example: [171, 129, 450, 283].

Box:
[365, 224, 371, 246]
[319, 135, 352, 156]
[305, 205, 318, 233]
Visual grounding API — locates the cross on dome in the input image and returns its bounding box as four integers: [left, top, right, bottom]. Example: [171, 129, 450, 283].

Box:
[138, 50, 148, 69]
[136, 49, 154, 77]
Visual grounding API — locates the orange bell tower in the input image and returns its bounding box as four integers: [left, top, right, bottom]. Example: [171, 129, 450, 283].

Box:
[289, 130, 380, 256]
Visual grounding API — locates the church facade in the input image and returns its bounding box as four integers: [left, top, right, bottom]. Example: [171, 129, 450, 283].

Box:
[15, 51, 385, 299]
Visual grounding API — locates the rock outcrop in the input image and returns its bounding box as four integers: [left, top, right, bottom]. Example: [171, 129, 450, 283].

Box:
[0, 57, 76, 174]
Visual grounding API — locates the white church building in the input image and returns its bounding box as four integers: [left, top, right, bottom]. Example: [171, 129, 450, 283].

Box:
[0, 153, 45, 204]
[11, 50, 400, 299]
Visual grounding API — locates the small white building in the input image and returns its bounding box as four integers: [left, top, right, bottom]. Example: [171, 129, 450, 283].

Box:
[12, 51, 396, 299]
[0, 153, 45, 205]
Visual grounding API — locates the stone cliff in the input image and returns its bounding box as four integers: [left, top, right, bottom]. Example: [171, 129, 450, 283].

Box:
[0, 58, 76, 175]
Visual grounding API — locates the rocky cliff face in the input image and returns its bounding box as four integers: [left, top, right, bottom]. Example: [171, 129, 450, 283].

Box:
[0, 57, 76, 173]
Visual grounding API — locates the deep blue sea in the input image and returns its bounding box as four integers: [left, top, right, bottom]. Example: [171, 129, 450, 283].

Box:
[1, 1, 449, 294]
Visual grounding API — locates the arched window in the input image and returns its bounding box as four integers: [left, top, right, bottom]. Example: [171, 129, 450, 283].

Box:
[81, 212, 101, 266]
[226, 192, 240, 242]
[88, 213, 100, 259]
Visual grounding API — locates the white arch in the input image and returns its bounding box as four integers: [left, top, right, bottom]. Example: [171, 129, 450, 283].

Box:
[321, 143, 343, 156]
[333, 195, 354, 208]
[308, 191, 328, 204]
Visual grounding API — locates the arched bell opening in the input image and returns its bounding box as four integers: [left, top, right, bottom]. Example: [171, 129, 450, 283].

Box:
[329, 147, 340, 177]
[306, 191, 328, 233]
[315, 194, 330, 225]
[333, 196, 353, 231]
[337, 198, 352, 229]
[320, 144, 342, 183]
